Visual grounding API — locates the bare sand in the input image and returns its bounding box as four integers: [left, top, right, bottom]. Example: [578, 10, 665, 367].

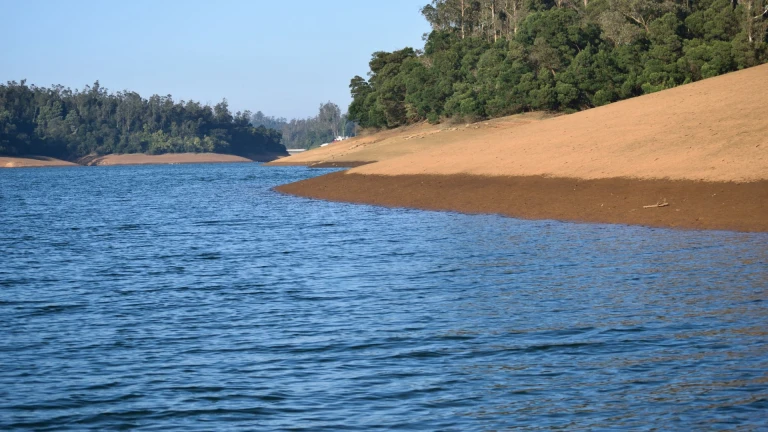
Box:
[276, 64, 768, 232]
[267, 112, 553, 168]
[2, 152, 282, 168]
[79, 153, 261, 166]
[1, 156, 78, 168]
[278, 173, 768, 232]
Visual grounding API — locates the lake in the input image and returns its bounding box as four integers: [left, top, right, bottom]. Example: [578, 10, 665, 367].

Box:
[1, 163, 766, 430]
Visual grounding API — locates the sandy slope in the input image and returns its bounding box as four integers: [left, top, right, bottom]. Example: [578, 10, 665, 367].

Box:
[275, 64, 767, 182]
[351, 64, 768, 182]
[267, 113, 553, 167]
[1, 156, 78, 168]
[276, 65, 768, 232]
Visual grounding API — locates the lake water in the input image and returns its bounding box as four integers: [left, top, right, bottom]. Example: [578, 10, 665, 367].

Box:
[1, 163, 766, 430]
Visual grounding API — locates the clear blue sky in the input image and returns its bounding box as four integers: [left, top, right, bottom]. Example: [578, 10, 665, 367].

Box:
[0, 0, 431, 119]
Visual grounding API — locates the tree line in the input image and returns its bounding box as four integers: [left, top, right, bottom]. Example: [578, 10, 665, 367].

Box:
[251, 102, 356, 149]
[349, 0, 768, 128]
[0, 81, 285, 159]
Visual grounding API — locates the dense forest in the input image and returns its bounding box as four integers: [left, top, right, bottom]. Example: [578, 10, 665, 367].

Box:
[349, 0, 768, 127]
[251, 102, 357, 149]
[0, 81, 285, 159]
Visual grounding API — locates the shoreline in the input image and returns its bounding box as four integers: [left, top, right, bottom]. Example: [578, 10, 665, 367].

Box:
[1, 156, 78, 168]
[271, 65, 767, 233]
[276, 172, 768, 233]
[78, 153, 263, 166]
[2, 152, 286, 168]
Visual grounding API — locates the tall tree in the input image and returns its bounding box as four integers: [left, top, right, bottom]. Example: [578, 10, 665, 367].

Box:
[348, 0, 767, 129]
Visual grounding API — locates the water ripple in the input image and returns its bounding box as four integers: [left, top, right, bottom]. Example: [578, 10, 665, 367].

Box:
[0, 163, 766, 430]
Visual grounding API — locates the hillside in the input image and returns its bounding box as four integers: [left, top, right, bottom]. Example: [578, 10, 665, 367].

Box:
[275, 64, 767, 182]
[0, 81, 286, 161]
[275, 64, 768, 232]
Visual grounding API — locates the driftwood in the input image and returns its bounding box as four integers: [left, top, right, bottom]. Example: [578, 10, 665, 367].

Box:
[644, 199, 669, 209]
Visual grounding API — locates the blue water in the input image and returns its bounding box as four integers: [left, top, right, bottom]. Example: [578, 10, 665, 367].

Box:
[1, 163, 766, 430]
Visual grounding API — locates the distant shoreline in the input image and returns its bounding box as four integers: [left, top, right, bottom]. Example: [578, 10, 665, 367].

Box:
[1, 152, 286, 168]
[1, 156, 78, 168]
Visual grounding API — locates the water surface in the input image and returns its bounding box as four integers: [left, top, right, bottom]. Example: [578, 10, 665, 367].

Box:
[1, 164, 766, 430]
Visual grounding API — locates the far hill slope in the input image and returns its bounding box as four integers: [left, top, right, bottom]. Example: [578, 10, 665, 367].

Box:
[267, 113, 553, 167]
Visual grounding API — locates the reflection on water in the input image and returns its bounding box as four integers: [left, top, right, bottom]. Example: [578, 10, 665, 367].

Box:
[0, 163, 766, 430]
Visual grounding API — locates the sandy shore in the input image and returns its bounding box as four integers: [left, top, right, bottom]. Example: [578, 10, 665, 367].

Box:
[275, 64, 768, 232]
[277, 173, 768, 232]
[79, 153, 263, 166]
[1, 156, 78, 168]
[2, 152, 284, 168]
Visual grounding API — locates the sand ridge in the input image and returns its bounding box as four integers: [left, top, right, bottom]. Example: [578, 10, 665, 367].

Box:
[1, 153, 281, 168]
[79, 153, 265, 166]
[1, 156, 78, 168]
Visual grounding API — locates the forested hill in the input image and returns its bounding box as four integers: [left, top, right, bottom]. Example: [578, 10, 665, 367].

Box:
[0, 81, 286, 159]
[349, 0, 768, 128]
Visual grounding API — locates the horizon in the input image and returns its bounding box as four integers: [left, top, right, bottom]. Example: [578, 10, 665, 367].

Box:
[0, 0, 431, 119]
